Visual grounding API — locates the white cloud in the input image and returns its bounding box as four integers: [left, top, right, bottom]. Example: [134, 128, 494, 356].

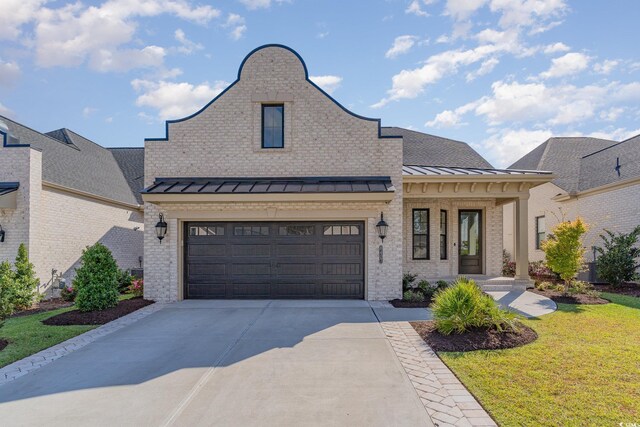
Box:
[593, 59, 619, 75]
[426, 110, 463, 128]
[310, 75, 343, 95]
[0, 102, 13, 117]
[445, 0, 487, 21]
[132, 78, 229, 120]
[588, 127, 640, 141]
[543, 42, 570, 54]
[0, 59, 21, 86]
[466, 57, 499, 81]
[539, 52, 590, 79]
[599, 107, 624, 122]
[477, 128, 553, 167]
[224, 14, 246, 40]
[386, 35, 419, 59]
[0, 0, 46, 40]
[406, 0, 434, 17]
[239, 0, 288, 10]
[490, 0, 568, 29]
[174, 29, 203, 54]
[82, 107, 97, 118]
[33, 0, 220, 72]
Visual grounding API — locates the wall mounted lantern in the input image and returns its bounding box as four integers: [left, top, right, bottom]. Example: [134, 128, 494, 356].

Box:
[155, 214, 167, 243]
[0, 224, 5, 243]
[375, 213, 388, 241]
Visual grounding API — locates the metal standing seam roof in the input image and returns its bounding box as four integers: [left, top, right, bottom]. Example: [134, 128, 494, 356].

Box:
[402, 165, 553, 176]
[143, 177, 395, 194]
[0, 182, 19, 196]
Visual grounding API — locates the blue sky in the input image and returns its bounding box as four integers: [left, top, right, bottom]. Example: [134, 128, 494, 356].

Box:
[1, 0, 639, 167]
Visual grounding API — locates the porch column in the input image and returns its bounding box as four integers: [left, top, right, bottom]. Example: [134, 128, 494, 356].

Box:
[514, 195, 530, 280]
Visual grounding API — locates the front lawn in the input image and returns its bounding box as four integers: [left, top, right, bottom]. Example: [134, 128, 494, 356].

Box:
[0, 306, 96, 368]
[439, 293, 640, 426]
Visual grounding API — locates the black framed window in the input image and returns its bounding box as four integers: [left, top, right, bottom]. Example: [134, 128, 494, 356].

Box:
[412, 209, 429, 260]
[440, 210, 448, 260]
[262, 104, 284, 148]
[535, 216, 546, 249]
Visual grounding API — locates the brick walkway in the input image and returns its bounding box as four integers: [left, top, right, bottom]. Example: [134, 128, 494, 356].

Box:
[0, 302, 166, 386]
[382, 321, 497, 427]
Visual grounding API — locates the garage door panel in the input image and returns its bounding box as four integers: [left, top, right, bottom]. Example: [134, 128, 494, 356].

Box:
[185, 221, 364, 299]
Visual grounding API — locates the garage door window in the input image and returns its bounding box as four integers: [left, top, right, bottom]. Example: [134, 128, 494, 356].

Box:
[323, 225, 359, 236]
[189, 226, 225, 236]
[279, 225, 314, 236]
[234, 226, 269, 236]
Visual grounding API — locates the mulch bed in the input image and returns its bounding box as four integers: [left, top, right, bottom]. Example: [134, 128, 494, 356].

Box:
[530, 288, 609, 305]
[389, 299, 431, 308]
[11, 298, 73, 318]
[594, 282, 640, 298]
[410, 320, 538, 352]
[42, 298, 154, 326]
[0, 339, 8, 352]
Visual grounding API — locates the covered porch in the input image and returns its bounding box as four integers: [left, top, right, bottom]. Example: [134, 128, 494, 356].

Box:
[401, 165, 554, 289]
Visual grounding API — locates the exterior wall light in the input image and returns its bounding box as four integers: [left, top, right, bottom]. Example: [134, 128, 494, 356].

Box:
[0, 224, 5, 243]
[375, 213, 388, 241]
[155, 214, 168, 243]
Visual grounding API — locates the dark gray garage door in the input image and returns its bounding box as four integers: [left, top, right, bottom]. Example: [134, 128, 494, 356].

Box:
[184, 221, 364, 299]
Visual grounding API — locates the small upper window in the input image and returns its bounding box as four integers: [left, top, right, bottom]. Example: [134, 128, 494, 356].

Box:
[262, 104, 284, 148]
[535, 216, 546, 249]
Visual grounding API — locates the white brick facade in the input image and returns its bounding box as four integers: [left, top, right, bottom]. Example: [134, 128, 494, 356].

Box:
[144, 46, 403, 302]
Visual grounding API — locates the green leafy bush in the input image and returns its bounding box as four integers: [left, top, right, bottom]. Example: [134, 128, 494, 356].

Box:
[12, 244, 39, 310]
[435, 280, 450, 291]
[595, 226, 640, 287]
[432, 277, 519, 335]
[403, 290, 425, 303]
[116, 269, 134, 293]
[541, 218, 588, 286]
[60, 286, 77, 302]
[0, 261, 16, 324]
[403, 273, 417, 292]
[73, 243, 119, 312]
[127, 279, 144, 298]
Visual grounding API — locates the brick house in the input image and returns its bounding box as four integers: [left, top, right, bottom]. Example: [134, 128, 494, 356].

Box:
[0, 119, 144, 293]
[142, 45, 552, 302]
[504, 134, 640, 270]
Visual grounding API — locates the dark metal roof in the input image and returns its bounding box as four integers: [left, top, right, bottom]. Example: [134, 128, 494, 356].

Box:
[403, 165, 552, 176]
[0, 182, 19, 196]
[143, 177, 395, 194]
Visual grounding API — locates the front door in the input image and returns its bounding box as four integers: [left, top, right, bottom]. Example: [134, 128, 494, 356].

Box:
[459, 210, 482, 274]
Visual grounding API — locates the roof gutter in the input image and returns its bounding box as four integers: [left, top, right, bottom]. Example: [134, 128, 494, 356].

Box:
[552, 175, 640, 201]
[42, 181, 143, 211]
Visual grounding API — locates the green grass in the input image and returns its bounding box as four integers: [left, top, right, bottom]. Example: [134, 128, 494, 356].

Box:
[0, 294, 134, 368]
[439, 293, 640, 426]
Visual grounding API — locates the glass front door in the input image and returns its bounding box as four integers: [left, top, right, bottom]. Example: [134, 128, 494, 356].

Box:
[459, 210, 482, 274]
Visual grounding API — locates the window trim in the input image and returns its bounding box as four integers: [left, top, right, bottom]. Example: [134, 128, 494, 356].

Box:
[440, 210, 448, 260]
[261, 104, 284, 149]
[412, 208, 430, 260]
[535, 215, 546, 250]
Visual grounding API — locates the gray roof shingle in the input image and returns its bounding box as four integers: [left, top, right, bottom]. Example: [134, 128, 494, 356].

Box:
[578, 134, 640, 191]
[0, 116, 142, 206]
[509, 136, 617, 193]
[382, 127, 493, 169]
[109, 148, 145, 204]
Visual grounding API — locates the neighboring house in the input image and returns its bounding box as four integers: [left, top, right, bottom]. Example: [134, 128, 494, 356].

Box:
[504, 135, 640, 265]
[0, 117, 144, 293]
[142, 44, 552, 302]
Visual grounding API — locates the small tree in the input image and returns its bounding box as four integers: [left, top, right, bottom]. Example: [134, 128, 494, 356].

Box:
[0, 261, 16, 324]
[595, 226, 640, 287]
[73, 243, 119, 312]
[12, 243, 39, 310]
[541, 218, 588, 288]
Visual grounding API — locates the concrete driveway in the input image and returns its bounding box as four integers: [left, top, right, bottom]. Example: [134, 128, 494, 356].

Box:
[0, 300, 433, 426]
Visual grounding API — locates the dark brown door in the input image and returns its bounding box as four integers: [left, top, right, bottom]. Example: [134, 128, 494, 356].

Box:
[184, 221, 364, 299]
[459, 210, 482, 274]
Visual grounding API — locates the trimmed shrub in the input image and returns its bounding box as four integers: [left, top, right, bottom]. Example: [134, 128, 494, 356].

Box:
[73, 243, 119, 312]
[127, 279, 144, 298]
[0, 261, 16, 323]
[12, 244, 39, 310]
[116, 269, 134, 293]
[432, 278, 519, 335]
[403, 273, 418, 292]
[403, 290, 425, 303]
[502, 250, 516, 277]
[435, 280, 450, 291]
[60, 286, 77, 302]
[542, 218, 589, 286]
[595, 226, 640, 287]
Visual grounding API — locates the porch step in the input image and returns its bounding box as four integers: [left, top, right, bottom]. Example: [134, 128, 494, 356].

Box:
[480, 283, 528, 292]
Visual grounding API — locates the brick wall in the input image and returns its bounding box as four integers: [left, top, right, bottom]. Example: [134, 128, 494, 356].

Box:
[404, 198, 503, 280]
[144, 46, 403, 302]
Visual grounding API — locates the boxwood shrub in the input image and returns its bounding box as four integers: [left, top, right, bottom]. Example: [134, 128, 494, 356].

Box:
[73, 243, 119, 312]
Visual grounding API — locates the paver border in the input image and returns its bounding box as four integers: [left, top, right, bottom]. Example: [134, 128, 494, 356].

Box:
[0, 302, 166, 386]
[381, 321, 497, 427]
